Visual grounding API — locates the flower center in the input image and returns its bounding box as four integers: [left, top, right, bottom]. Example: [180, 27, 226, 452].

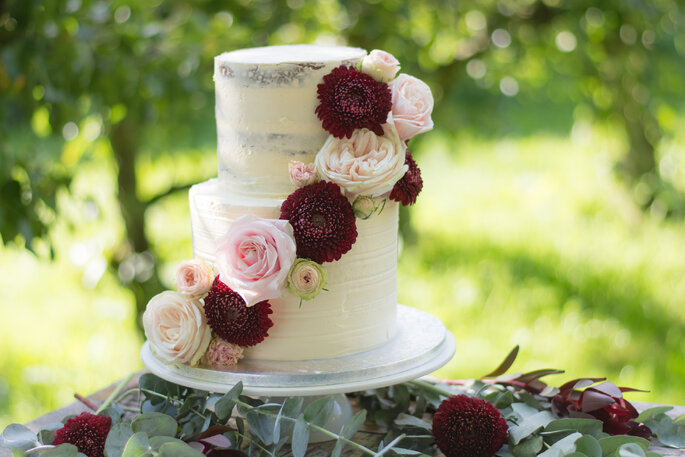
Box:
[311, 213, 326, 227]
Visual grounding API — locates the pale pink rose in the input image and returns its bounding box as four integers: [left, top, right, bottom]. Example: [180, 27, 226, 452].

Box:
[315, 121, 408, 197]
[143, 291, 211, 366]
[176, 259, 214, 298]
[288, 161, 319, 188]
[361, 49, 400, 82]
[216, 215, 297, 307]
[390, 74, 434, 141]
[201, 337, 244, 369]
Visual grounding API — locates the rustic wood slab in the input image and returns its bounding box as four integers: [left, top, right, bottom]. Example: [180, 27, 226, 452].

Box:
[2, 374, 683, 457]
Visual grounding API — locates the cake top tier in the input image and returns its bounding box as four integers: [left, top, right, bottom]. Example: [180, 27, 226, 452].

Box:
[217, 44, 366, 65]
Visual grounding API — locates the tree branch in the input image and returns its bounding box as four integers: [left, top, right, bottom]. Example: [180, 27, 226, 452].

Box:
[144, 182, 196, 207]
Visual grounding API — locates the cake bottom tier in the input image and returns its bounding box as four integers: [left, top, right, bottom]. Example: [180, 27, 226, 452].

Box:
[189, 179, 399, 361]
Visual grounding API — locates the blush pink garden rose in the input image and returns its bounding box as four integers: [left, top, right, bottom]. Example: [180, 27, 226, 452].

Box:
[361, 49, 400, 83]
[390, 73, 434, 141]
[315, 120, 408, 197]
[288, 161, 319, 188]
[175, 259, 214, 298]
[216, 215, 297, 307]
[143, 291, 212, 366]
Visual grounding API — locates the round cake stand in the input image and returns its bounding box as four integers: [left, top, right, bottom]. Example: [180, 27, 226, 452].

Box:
[141, 305, 456, 442]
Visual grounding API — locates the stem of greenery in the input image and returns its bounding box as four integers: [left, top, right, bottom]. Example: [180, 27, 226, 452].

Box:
[375, 433, 407, 456]
[96, 373, 135, 414]
[407, 379, 455, 398]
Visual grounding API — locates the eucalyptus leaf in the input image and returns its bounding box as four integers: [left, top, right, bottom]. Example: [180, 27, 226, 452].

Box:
[104, 422, 134, 457]
[616, 442, 646, 457]
[246, 409, 275, 445]
[389, 448, 425, 455]
[511, 402, 542, 420]
[291, 414, 309, 457]
[331, 438, 344, 457]
[545, 418, 605, 438]
[509, 411, 557, 444]
[644, 413, 685, 448]
[37, 423, 63, 446]
[40, 443, 80, 456]
[131, 412, 178, 437]
[215, 382, 243, 421]
[341, 410, 366, 439]
[157, 441, 206, 457]
[282, 397, 305, 419]
[635, 406, 673, 423]
[1, 423, 38, 451]
[303, 397, 335, 427]
[575, 435, 602, 457]
[512, 435, 543, 457]
[538, 432, 582, 457]
[121, 432, 152, 457]
[149, 436, 187, 450]
[394, 413, 432, 430]
[598, 436, 649, 455]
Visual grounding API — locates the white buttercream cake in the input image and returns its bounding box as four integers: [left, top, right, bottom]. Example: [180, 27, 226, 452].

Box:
[189, 45, 400, 361]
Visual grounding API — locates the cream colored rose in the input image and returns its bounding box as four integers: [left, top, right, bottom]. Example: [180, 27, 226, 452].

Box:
[390, 73, 434, 141]
[143, 291, 211, 366]
[288, 161, 319, 188]
[176, 259, 214, 298]
[361, 49, 400, 82]
[286, 258, 327, 301]
[315, 122, 408, 197]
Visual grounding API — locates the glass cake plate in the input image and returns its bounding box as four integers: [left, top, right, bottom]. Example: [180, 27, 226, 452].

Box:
[141, 305, 456, 397]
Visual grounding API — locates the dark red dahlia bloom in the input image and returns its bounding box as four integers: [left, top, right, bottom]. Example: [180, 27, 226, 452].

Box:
[52, 412, 112, 457]
[315, 65, 392, 138]
[432, 395, 508, 457]
[551, 379, 652, 439]
[389, 150, 423, 206]
[280, 181, 357, 263]
[204, 277, 273, 347]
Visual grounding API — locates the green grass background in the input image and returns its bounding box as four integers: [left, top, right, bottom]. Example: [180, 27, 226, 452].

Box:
[1, 124, 684, 428]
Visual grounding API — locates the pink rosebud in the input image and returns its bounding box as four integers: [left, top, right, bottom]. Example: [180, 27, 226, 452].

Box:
[176, 259, 214, 298]
[390, 74, 434, 141]
[289, 161, 319, 188]
[201, 337, 244, 370]
[216, 215, 297, 306]
[361, 49, 400, 82]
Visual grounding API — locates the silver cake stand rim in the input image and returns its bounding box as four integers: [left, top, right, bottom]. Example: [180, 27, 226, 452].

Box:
[141, 305, 456, 396]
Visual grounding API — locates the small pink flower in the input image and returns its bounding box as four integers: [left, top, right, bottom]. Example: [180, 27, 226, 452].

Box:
[288, 161, 319, 188]
[361, 49, 400, 82]
[176, 259, 214, 298]
[390, 74, 434, 141]
[202, 337, 244, 369]
[216, 215, 297, 307]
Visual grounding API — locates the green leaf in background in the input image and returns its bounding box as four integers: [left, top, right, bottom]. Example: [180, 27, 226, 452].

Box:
[574, 435, 602, 457]
[641, 411, 685, 448]
[157, 441, 206, 457]
[37, 422, 63, 446]
[131, 412, 178, 437]
[1, 423, 38, 451]
[121, 432, 153, 457]
[598, 436, 649, 456]
[509, 411, 557, 444]
[539, 432, 582, 457]
[149, 436, 187, 450]
[281, 396, 305, 419]
[104, 422, 134, 457]
[246, 407, 278, 445]
[512, 435, 543, 457]
[291, 414, 309, 457]
[303, 397, 335, 427]
[389, 448, 426, 455]
[331, 410, 367, 457]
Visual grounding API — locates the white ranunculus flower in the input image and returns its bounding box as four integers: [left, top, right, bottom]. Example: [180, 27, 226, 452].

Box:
[315, 121, 408, 197]
[143, 291, 212, 366]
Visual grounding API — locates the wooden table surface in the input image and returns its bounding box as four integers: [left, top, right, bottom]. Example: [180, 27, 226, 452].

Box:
[3, 373, 684, 457]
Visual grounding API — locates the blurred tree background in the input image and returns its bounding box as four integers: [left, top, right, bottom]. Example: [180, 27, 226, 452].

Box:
[1, 0, 684, 426]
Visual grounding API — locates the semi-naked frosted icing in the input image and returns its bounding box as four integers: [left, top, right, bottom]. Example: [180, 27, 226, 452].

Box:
[215, 45, 366, 198]
[190, 44, 400, 361]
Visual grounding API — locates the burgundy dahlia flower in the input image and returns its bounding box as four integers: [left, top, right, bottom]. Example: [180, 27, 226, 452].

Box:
[52, 412, 112, 457]
[204, 277, 273, 347]
[280, 181, 357, 263]
[432, 395, 508, 457]
[315, 65, 392, 138]
[389, 150, 423, 206]
[551, 379, 651, 438]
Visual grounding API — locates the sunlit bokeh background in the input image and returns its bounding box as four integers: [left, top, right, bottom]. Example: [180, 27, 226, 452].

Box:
[2, 0, 685, 427]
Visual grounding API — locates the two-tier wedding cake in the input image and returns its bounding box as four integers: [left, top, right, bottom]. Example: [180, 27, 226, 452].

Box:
[142, 44, 433, 370]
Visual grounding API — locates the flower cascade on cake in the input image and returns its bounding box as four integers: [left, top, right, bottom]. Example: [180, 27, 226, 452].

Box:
[143, 48, 433, 369]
